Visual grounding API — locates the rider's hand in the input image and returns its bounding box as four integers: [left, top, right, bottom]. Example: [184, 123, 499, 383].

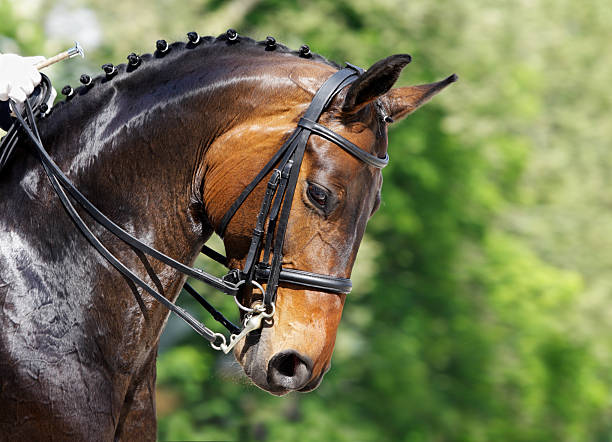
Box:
[0, 54, 56, 113]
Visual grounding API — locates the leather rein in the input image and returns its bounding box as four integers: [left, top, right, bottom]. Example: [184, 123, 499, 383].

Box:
[1, 64, 388, 353]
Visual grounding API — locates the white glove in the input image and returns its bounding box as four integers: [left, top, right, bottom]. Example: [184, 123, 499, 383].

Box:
[0, 54, 56, 113]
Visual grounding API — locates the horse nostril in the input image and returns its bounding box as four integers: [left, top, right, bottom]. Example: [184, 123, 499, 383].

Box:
[267, 350, 313, 391]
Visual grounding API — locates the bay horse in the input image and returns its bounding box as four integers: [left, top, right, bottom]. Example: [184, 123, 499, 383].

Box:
[0, 31, 455, 440]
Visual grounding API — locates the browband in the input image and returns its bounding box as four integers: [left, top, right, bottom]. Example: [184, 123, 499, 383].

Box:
[297, 118, 389, 169]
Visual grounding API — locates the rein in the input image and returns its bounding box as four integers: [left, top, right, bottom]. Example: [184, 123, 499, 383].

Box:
[1, 64, 388, 353]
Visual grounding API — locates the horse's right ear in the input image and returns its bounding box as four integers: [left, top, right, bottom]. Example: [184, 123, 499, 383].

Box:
[342, 54, 412, 114]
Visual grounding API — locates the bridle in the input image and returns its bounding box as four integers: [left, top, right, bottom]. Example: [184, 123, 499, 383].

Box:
[1, 63, 388, 353]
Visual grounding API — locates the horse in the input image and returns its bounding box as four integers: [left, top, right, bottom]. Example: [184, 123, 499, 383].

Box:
[0, 31, 455, 440]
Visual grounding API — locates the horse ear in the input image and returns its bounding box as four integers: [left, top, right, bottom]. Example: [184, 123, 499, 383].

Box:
[342, 54, 413, 113]
[382, 74, 458, 123]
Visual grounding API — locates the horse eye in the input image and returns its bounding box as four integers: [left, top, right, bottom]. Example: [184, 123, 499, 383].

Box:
[307, 183, 328, 208]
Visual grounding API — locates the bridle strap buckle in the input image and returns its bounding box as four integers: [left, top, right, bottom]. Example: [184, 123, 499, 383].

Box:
[222, 269, 243, 286]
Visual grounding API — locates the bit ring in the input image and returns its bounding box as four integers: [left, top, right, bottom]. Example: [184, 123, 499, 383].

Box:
[233, 280, 267, 312]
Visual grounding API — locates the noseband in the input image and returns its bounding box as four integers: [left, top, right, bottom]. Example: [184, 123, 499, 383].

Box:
[2, 64, 388, 352]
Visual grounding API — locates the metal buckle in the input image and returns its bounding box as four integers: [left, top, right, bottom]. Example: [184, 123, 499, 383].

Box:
[222, 269, 242, 285]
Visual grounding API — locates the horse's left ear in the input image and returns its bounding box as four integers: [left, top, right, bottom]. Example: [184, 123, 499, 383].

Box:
[342, 54, 413, 113]
[381, 74, 458, 123]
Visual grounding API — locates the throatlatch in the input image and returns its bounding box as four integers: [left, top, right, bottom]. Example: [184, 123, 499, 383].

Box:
[1, 63, 388, 353]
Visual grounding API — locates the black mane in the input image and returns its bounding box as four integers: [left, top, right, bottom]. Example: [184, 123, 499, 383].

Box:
[47, 32, 341, 119]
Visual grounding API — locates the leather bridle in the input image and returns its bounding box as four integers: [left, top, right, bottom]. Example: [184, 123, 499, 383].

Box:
[1, 63, 388, 352]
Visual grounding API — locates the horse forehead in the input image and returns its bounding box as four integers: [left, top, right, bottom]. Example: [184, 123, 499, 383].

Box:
[306, 120, 381, 180]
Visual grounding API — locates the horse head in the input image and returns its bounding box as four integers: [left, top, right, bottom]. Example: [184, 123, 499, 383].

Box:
[200, 52, 456, 395]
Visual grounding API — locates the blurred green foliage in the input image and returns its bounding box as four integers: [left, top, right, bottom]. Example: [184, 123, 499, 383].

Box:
[3, 0, 612, 440]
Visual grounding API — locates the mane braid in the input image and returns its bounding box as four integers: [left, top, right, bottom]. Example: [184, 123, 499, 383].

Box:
[44, 32, 341, 120]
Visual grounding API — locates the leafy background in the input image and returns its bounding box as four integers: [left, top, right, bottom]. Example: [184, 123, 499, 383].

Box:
[3, 0, 612, 440]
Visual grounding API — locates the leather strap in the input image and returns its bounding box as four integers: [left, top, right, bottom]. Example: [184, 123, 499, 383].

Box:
[242, 169, 281, 282]
[184, 282, 240, 335]
[265, 130, 309, 306]
[298, 118, 389, 168]
[256, 266, 352, 294]
[262, 160, 293, 265]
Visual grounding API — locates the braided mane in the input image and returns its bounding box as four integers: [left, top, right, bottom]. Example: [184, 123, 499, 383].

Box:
[48, 31, 341, 118]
